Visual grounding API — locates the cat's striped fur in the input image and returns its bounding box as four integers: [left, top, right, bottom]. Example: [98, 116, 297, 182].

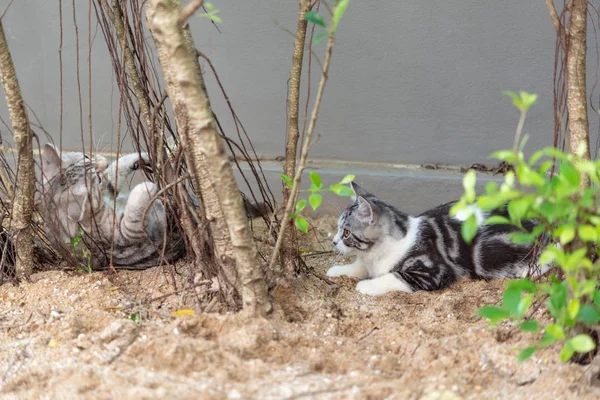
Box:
[328, 182, 546, 296]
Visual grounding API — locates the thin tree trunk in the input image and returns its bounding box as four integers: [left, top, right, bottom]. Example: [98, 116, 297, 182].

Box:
[281, 0, 311, 276]
[0, 20, 35, 280]
[269, 30, 337, 273]
[145, 0, 270, 315]
[565, 0, 590, 188]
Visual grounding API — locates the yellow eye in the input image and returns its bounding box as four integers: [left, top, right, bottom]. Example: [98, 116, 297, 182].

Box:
[342, 229, 350, 238]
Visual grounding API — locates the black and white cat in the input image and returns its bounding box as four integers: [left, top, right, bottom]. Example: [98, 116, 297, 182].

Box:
[327, 182, 548, 296]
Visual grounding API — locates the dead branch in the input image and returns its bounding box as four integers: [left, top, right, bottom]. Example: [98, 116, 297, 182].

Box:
[0, 20, 35, 280]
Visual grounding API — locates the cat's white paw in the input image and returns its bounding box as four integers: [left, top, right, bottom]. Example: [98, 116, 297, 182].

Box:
[355, 273, 413, 296]
[327, 263, 368, 279]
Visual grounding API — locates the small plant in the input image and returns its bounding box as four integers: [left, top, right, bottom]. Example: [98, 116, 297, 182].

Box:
[451, 91, 599, 363]
[199, 2, 222, 24]
[70, 227, 92, 274]
[281, 172, 355, 232]
[305, 0, 349, 44]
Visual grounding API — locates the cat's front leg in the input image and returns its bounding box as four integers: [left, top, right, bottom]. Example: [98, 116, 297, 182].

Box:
[327, 259, 369, 279]
[355, 273, 414, 296]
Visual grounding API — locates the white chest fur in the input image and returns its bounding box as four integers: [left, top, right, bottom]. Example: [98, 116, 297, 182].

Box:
[359, 216, 421, 278]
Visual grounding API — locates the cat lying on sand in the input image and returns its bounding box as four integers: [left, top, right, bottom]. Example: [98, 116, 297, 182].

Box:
[38, 144, 270, 270]
[38, 144, 185, 269]
[328, 182, 549, 296]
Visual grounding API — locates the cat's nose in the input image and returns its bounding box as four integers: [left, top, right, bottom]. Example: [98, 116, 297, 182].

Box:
[332, 238, 339, 245]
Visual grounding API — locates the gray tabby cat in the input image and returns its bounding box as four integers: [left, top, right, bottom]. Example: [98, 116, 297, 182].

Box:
[39, 144, 184, 269]
[328, 182, 548, 296]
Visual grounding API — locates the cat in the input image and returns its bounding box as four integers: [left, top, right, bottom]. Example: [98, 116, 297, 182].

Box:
[327, 182, 547, 296]
[38, 144, 185, 269]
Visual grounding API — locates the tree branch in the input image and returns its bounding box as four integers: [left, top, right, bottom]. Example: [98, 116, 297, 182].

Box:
[268, 30, 336, 272]
[280, 0, 311, 276]
[0, 20, 35, 280]
[178, 0, 204, 25]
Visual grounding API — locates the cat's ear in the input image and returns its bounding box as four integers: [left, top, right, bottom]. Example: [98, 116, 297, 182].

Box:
[350, 182, 371, 200]
[356, 196, 379, 225]
[41, 143, 61, 182]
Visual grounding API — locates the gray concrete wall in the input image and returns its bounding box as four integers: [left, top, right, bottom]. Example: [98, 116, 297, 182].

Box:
[0, 1, 592, 214]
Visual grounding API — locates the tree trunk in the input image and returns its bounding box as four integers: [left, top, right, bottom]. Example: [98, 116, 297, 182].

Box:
[0, 20, 35, 280]
[565, 0, 591, 188]
[280, 0, 311, 277]
[145, 0, 270, 315]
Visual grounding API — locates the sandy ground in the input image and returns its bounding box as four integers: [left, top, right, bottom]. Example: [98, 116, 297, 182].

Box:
[1, 216, 600, 400]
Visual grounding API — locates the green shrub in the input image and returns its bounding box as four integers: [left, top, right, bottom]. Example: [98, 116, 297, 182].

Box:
[451, 91, 599, 363]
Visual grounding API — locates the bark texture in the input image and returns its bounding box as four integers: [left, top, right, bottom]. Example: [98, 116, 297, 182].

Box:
[0, 20, 35, 280]
[145, 0, 270, 315]
[565, 0, 590, 189]
[280, 0, 311, 276]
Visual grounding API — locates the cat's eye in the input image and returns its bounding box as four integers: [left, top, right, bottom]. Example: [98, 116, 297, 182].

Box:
[342, 229, 350, 239]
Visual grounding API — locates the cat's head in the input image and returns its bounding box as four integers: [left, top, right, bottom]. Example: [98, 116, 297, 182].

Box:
[332, 182, 393, 256]
[40, 143, 109, 222]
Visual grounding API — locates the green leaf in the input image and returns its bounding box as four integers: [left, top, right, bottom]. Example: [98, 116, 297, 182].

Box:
[570, 334, 596, 353]
[485, 181, 499, 195]
[332, 0, 349, 30]
[484, 215, 511, 225]
[296, 199, 307, 213]
[559, 226, 575, 245]
[503, 287, 522, 316]
[313, 32, 328, 45]
[461, 214, 478, 244]
[338, 174, 356, 185]
[540, 331, 558, 347]
[490, 150, 517, 163]
[548, 282, 568, 317]
[519, 320, 539, 333]
[508, 197, 532, 223]
[518, 346, 537, 363]
[578, 304, 600, 324]
[560, 341, 575, 362]
[280, 173, 293, 188]
[295, 217, 309, 233]
[129, 312, 140, 323]
[559, 162, 580, 187]
[209, 15, 223, 24]
[462, 169, 477, 201]
[507, 231, 536, 244]
[507, 278, 537, 293]
[504, 90, 538, 112]
[310, 171, 322, 188]
[516, 294, 533, 318]
[578, 225, 597, 243]
[309, 193, 322, 211]
[477, 306, 510, 325]
[305, 10, 326, 27]
[330, 183, 355, 197]
[70, 235, 82, 248]
[516, 164, 545, 187]
[594, 290, 600, 308]
[567, 299, 580, 320]
[545, 324, 565, 340]
[520, 91, 538, 111]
